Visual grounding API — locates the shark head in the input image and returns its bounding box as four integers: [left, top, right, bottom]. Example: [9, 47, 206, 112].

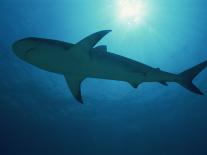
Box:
[12, 38, 38, 60]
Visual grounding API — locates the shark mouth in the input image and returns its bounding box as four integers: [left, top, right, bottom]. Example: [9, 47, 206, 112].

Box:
[24, 46, 37, 58]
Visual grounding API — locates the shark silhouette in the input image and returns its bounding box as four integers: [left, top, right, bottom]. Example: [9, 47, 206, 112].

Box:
[12, 30, 207, 103]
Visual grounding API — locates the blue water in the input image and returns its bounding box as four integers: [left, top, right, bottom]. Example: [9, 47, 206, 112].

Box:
[0, 0, 207, 154]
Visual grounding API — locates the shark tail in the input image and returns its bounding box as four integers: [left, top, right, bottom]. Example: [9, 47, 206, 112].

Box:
[177, 60, 207, 95]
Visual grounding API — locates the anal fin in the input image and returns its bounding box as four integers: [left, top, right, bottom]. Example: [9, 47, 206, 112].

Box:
[129, 81, 141, 89]
[159, 81, 168, 86]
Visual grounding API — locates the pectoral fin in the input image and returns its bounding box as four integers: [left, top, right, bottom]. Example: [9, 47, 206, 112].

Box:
[64, 75, 85, 104]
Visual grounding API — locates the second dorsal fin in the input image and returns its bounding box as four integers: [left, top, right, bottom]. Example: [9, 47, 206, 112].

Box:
[95, 45, 107, 52]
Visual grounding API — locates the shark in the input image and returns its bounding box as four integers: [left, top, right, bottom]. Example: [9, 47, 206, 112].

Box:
[12, 30, 207, 103]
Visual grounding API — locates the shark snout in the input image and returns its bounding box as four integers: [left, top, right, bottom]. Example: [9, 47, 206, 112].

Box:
[12, 38, 38, 59]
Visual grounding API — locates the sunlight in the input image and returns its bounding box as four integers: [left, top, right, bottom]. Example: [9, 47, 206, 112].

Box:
[116, 0, 147, 26]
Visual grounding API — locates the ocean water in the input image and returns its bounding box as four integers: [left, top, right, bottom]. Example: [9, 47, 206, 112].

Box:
[0, 0, 207, 154]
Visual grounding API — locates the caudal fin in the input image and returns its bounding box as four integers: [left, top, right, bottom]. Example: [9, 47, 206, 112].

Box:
[177, 60, 207, 95]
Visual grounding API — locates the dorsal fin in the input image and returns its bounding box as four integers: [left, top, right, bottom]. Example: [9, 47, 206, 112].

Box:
[95, 45, 107, 52]
[76, 30, 111, 52]
[68, 30, 111, 61]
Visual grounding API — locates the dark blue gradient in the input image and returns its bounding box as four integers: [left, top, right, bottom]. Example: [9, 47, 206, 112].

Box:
[0, 0, 207, 154]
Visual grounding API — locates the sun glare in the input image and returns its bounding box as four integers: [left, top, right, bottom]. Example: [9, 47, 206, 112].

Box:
[116, 0, 147, 26]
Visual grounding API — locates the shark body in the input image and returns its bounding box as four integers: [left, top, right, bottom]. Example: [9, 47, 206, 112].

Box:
[12, 30, 207, 103]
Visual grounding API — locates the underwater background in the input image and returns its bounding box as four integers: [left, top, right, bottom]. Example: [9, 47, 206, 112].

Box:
[0, 0, 207, 154]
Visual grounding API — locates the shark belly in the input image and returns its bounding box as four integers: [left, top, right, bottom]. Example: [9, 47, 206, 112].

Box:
[87, 51, 178, 85]
[25, 45, 78, 74]
[87, 52, 146, 84]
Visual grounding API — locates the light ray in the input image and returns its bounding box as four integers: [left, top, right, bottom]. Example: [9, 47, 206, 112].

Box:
[116, 0, 147, 26]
